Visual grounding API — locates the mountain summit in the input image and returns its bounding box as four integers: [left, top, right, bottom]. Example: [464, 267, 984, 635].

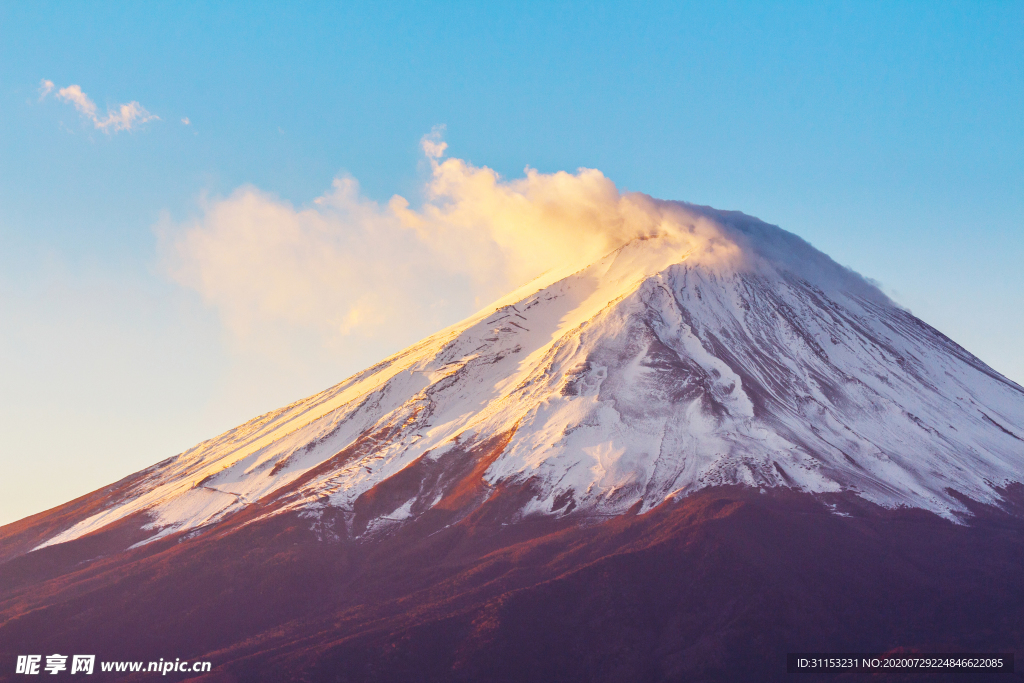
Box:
[35, 202, 1024, 553]
[4, 203, 1023, 683]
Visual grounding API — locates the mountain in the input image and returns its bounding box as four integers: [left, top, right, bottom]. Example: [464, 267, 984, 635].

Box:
[2, 202, 1023, 682]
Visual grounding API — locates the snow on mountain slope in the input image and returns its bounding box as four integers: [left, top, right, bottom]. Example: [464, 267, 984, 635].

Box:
[37, 201, 1024, 550]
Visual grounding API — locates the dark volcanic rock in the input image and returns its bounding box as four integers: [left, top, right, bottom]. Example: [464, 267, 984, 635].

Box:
[2, 486, 1023, 682]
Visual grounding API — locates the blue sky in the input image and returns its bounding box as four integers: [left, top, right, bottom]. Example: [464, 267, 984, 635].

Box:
[1, 1, 1022, 524]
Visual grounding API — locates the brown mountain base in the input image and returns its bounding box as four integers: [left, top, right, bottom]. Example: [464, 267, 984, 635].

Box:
[2, 485, 1023, 682]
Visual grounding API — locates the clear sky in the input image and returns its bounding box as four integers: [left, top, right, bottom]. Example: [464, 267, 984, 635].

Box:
[1, 1, 1022, 525]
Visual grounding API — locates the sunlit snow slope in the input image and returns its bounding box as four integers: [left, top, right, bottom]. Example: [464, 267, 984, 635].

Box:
[37, 202, 1024, 550]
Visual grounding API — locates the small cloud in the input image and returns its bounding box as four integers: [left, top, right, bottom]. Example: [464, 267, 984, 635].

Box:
[421, 125, 447, 161]
[56, 84, 99, 120]
[181, 117, 191, 126]
[40, 79, 158, 133]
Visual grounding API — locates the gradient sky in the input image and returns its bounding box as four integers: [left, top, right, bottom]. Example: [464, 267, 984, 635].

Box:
[1, 1, 1022, 525]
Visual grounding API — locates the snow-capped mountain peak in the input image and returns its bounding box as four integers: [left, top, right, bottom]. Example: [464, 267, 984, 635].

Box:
[36, 202, 1024, 550]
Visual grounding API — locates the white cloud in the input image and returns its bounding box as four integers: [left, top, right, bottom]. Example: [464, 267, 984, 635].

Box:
[40, 80, 158, 133]
[420, 125, 448, 160]
[182, 117, 191, 125]
[158, 133, 740, 364]
[56, 84, 99, 119]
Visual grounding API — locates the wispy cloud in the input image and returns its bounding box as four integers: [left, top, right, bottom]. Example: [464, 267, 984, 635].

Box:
[40, 79, 158, 133]
[181, 117, 191, 125]
[38, 79, 55, 100]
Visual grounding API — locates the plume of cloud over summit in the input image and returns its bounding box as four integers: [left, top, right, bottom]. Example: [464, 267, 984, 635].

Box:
[158, 134, 744, 363]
